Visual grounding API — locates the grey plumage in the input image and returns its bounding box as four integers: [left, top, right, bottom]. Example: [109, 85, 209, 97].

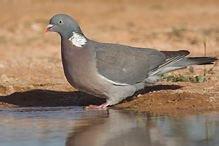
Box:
[95, 43, 166, 85]
[44, 14, 218, 108]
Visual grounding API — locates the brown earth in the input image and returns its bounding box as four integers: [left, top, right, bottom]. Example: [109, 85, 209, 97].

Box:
[0, 0, 218, 115]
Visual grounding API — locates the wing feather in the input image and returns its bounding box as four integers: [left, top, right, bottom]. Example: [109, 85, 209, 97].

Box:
[92, 42, 165, 85]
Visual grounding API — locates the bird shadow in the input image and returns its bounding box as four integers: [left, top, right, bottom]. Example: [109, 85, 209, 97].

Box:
[0, 90, 105, 107]
[0, 84, 182, 107]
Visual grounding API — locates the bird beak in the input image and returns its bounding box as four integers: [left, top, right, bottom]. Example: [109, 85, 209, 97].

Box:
[43, 24, 54, 33]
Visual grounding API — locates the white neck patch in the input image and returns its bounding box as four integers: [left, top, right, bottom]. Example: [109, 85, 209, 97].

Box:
[69, 32, 87, 47]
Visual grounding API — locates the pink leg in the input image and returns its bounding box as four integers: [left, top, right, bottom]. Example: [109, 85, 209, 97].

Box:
[84, 102, 109, 110]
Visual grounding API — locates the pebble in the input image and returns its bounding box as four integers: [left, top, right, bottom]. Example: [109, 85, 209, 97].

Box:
[137, 94, 142, 98]
[166, 100, 173, 103]
[6, 86, 14, 95]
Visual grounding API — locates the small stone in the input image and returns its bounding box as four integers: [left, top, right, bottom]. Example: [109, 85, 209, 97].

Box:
[6, 86, 14, 95]
[137, 94, 142, 98]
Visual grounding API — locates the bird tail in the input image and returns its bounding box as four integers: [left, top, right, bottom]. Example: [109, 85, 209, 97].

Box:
[149, 50, 218, 75]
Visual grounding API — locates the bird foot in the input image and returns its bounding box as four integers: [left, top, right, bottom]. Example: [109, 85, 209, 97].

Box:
[84, 102, 109, 110]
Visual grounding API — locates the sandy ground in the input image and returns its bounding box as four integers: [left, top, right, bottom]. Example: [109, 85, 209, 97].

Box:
[0, 0, 218, 115]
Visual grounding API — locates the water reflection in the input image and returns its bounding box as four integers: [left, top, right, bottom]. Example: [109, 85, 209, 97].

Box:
[0, 107, 218, 146]
[66, 110, 219, 146]
[0, 107, 106, 146]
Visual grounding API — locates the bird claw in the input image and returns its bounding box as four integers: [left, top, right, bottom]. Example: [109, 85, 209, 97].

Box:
[84, 102, 109, 110]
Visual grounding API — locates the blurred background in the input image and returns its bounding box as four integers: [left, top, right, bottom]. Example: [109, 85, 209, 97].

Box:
[0, 0, 218, 95]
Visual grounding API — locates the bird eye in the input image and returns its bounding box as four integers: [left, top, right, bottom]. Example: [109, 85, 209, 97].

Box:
[58, 20, 63, 24]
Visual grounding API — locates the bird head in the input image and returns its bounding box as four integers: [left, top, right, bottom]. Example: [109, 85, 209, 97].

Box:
[44, 14, 83, 40]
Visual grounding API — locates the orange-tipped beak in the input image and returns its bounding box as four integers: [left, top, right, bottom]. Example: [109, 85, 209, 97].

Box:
[43, 24, 54, 33]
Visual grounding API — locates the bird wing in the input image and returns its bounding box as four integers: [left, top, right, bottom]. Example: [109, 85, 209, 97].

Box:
[93, 42, 166, 85]
[148, 50, 190, 75]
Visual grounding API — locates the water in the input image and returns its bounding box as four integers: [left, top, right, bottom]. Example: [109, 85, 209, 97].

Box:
[0, 107, 218, 146]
